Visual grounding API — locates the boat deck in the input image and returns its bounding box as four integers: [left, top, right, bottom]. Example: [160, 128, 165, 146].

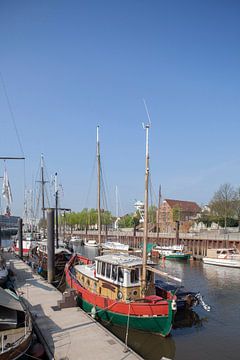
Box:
[3, 252, 141, 360]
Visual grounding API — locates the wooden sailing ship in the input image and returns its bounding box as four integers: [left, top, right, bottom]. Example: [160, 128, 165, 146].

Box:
[65, 124, 177, 336]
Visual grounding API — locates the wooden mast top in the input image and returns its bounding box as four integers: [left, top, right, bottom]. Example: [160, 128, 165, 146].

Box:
[97, 126, 101, 245]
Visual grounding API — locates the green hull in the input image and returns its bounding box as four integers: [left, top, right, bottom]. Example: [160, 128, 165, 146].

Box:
[78, 297, 174, 336]
[161, 254, 190, 260]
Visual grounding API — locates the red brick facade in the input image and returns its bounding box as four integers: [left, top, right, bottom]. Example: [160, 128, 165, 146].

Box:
[157, 199, 201, 233]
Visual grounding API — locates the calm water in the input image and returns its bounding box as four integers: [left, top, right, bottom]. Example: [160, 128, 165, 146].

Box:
[2, 239, 240, 360]
[73, 243, 240, 360]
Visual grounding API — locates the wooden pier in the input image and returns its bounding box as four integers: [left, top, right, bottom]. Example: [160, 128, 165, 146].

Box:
[4, 253, 141, 360]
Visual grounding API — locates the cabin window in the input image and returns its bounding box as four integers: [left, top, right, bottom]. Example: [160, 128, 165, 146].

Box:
[97, 261, 101, 274]
[112, 265, 117, 281]
[147, 270, 151, 283]
[101, 262, 106, 276]
[118, 267, 124, 283]
[130, 268, 139, 283]
[106, 263, 111, 278]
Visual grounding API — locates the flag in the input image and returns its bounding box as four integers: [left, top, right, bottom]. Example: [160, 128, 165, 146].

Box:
[2, 167, 13, 205]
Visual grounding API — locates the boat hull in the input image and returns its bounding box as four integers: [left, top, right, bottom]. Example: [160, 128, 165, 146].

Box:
[203, 257, 240, 268]
[65, 262, 175, 337]
[80, 297, 173, 336]
[163, 254, 191, 260]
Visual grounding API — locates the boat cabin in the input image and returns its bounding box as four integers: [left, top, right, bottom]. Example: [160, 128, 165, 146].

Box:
[74, 253, 156, 301]
[206, 248, 240, 259]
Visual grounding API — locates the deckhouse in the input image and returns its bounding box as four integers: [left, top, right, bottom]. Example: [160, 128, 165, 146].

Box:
[74, 253, 156, 302]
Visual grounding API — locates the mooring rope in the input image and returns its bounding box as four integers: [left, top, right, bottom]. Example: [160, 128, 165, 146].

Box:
[123, 301, 131, 353]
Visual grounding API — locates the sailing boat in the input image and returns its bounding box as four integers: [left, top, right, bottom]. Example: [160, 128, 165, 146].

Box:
[13, 154, 47, 257]
[65, 125, 177, 336]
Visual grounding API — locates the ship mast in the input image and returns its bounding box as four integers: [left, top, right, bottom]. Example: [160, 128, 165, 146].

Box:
[97, 126, 101, 245]
[40, 154, 46, 235]
[142, 123, 150, 295]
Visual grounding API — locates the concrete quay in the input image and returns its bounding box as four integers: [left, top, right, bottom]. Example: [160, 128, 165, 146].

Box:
[4, 253, 142, 360]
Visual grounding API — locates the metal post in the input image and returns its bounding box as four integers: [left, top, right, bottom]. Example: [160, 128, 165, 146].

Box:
[176, 220, 180, 245]
[18, 218, 23, 259]
[47, 208, 55, 283]
[0, 225, 1, 248]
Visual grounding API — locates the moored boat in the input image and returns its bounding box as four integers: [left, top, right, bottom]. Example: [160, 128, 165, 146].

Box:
[202, 248, 240, 268]
[0, 288, 32, 360]
[152, 244, 191, 260]
[84, 239, 99, 247]
[101, 241, 129, 252]
[12, 233, 36, 257]
[30, 240, 72, 278]
[65, 252, 177, 336]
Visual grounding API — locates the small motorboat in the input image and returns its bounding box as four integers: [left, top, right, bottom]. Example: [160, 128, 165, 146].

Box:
[155, 279, 210, 311]
[83, 239, 99, 247]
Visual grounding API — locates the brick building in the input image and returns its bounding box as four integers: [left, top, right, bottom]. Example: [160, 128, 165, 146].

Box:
[157, 199, 201, 233]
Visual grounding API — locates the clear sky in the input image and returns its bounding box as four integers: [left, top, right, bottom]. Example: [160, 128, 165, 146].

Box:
[0, 0, 240, 217]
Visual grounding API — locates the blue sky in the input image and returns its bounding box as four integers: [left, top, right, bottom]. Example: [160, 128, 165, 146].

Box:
[0, 0, 240, 217]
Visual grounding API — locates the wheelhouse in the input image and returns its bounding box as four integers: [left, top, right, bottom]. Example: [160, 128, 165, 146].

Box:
[95, 253, 154, 289]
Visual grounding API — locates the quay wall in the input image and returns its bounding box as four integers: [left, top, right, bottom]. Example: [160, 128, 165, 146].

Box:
[70, 230, 240, 259]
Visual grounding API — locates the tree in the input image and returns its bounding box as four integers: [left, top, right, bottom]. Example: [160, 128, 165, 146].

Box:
[209, 183, 236, 229]
[148, 205, 157, 224]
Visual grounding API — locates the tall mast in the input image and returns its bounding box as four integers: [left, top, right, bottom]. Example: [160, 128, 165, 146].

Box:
[156, 184, 161, 242]
[142, 124, 150, 295]
[55, 172, 59, 248]
[116, 185, 119, 239]
[40, 154, 46, 228]
[97, 126, 101, 244]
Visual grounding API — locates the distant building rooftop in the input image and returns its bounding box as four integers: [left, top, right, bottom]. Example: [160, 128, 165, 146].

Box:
[163, 199, 201, 213]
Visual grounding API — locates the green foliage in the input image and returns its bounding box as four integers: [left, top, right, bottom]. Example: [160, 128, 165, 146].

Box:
[118, 214, 133, 228]
[172, 206, 181, 222]
[148, 205, 157, 224]
[209, 183, 236, 228]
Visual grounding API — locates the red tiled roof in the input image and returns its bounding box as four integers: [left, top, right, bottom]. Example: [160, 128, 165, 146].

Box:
[164, 199, 201, 213]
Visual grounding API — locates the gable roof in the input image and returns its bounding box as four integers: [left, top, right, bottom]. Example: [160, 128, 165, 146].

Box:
[164, 199, 201, 213]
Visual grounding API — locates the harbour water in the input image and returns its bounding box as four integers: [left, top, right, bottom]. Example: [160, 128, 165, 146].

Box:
[73, 243, 240, 360]
[3, 239, 240, 360]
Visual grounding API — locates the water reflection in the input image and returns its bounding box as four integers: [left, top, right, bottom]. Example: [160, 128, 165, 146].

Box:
[72, 243, 99, 260]
[202, 263, 240, 289]
[173, 309, 203, 329]
[103, 323, 176, 360]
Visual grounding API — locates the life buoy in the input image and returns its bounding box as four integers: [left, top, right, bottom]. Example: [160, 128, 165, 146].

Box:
[117, 291, 123, 300]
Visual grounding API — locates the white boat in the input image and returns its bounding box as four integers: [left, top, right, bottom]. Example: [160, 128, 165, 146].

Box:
[203, 248, 240, 268]
[101, 241, 129, 251]
[13, 233, 37, 257]
[83, 239, 99, 247]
